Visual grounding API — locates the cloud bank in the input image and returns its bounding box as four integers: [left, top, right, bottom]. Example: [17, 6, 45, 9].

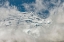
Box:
[0, 0, 64, 42]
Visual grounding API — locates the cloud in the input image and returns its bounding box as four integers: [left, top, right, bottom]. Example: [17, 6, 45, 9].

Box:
[23, 0, 64, 41]
[0, 1, 36, 42]
[23, 0, 62, 19]
[0, 0, 64, 42]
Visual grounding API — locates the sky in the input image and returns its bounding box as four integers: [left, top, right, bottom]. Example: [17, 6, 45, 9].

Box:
[0, 0, 64, 42]
[1, 0, 61, 19]
[0, 0, 62, 12]
[8, 0, 54, 12]
[8, 0, 35, 12]
[0, 0, 35, 12]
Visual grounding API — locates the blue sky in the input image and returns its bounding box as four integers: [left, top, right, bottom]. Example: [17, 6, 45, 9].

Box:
[0, 0, 64, 19]
[8, 0, 35, 12]
[8, 0, 64, 12]
[0, 0, 63, 12]
[0, 0, 35, 12]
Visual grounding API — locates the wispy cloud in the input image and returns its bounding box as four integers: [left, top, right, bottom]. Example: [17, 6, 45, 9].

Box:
[0, 1, 36, 42]
[0, 0, 64, 42]
[23, 0, 64, 41]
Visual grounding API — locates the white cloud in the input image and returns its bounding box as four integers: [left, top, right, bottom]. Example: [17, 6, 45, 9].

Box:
[0, 1, 36, 42]
[23, 0, 64, 41]
[0, 0, 64, 42]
